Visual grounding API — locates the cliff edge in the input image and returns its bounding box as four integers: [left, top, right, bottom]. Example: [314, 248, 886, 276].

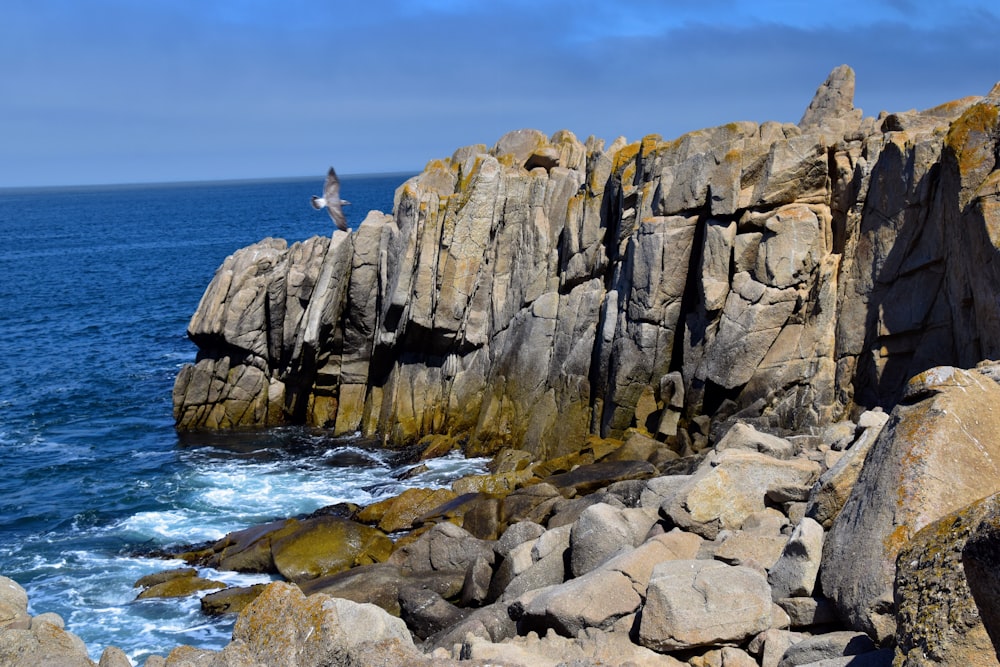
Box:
[173, 65, 1000, 460]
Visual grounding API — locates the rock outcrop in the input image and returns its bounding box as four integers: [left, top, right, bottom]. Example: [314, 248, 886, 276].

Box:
[174, 67, 1000, 464]
[136, 67, 1000, 666]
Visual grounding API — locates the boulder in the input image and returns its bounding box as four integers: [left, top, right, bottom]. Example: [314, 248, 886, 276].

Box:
[776, 631, 877, 667]
[457, 627, 685, 666]
[821, 367, 1000, 642]
[398, 584, 466, 640]
[133, 568, 226, 600]
[768, 517, 824, 600]
[638, 560, 773, 651]
[664, 449, 821, 539]
[890, 493, 1000, 666]
[568, 502, 657, 576]
[0, 617, 95, 667]
[388, 521, 494, 576]
[715, 421, 795, 459]
[542, 459, 657, 497]
[356, 487, 458, 533]
[512, 530, 700, 637]
[200, 584, 268, 615]
[963, 494, 1000, 663]
[713, 530, 788, 570]
[217, 581, 418, 666]
[0, 576, 29, 629]
[805, 411, 886, 528]
[269, 516, 393, 581]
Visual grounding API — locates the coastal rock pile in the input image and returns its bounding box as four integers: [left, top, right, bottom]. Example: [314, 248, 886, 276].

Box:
[16, 359, 1000, 664]
[13, 66, 998, 665]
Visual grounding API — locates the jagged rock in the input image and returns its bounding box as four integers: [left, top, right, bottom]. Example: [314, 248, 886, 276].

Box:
[388, 521, 494, 576]
[200, 584, 268, 615]
[638, 559, 773, 651]
[511, 530, 699, 638]
[356, 487, 458, 533]
[963, 494, 1000, 663]
[457, 627, 684, 667]
[776, 631, 877, 667]
[805, 409, 887, 528]
[893, 495, 1000, 666]
[663, 449, 821, 539]
[821, 366, 1000, 643]
[213, 581, 418, 666]
[799, 63, 864, 135]
[173, 70, 1000, 474]
[716, 421, 795, 459]
[768, 517, 824, 600]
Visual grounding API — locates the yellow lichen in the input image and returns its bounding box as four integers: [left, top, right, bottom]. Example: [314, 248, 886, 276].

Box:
[944, 102, 998, 176]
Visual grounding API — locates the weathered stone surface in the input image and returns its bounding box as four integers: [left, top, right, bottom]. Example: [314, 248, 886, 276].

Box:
[398, 584, 466, 640]
[0, 576, 29, 630]
[457, 627, 685, 667]
[200, 584, 267, 616]
[664, 449, 821, 539]
[356, 487, 458, 533]
[716, 421, 795, 459]
[768, 517, 824, 600]
[173, 70, 1000, 477]
[0, 615, 96, 667]
[776, 631, 877, 667]
[639, 559, 773, 651]
[893, 496, 1000, 667]
[963, 494, 1000, 664]
[134, 570, 226, 600]
[269, 516, 393, 582]
[388, 521, 494, 576]
[806, 410, 888, 528]
[512, 529, 699, 638]
[821, 366, 1000, 643]
[217, 581, 418, 666]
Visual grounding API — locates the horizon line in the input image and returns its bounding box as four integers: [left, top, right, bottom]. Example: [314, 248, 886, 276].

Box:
[0, 170, 421, 194]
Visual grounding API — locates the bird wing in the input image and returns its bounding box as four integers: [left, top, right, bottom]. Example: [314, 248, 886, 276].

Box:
[329, 202, 348, 231]
[323, 167, 348, 231]
[323, 167, 341, 202]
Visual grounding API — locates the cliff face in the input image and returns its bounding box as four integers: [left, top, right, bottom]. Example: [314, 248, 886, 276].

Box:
[173, 66, 1000, 459]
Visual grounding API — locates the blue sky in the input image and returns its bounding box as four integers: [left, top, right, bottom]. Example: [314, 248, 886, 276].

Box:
[3, 0, 999, 187]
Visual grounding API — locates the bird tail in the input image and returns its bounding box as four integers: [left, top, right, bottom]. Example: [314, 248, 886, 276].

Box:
[310, 196, 325, 210]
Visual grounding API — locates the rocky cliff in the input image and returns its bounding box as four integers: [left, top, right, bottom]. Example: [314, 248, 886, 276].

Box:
[173, 65, 1000, 461]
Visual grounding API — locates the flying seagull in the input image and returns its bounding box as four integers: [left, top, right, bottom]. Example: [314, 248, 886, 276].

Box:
[311, 167, 351, 232]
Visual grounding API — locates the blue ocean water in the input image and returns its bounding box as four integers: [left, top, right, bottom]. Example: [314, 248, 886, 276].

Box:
[0, 174, 486, 664]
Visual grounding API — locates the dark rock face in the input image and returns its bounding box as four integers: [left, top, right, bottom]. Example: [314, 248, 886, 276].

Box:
[173, 67, 1000, 461]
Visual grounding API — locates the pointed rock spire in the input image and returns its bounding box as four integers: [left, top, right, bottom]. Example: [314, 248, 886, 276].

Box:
[799, 64, 859, 131]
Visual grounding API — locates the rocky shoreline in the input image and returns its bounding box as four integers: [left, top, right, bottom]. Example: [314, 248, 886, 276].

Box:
[6, 66, 1000, 666]
[10, 363, 1000, 665]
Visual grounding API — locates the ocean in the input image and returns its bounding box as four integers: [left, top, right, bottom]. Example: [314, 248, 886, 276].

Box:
[0, 174, 487, 664]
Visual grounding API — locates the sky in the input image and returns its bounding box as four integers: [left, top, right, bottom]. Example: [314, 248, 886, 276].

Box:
[2, 0, 999, 187]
